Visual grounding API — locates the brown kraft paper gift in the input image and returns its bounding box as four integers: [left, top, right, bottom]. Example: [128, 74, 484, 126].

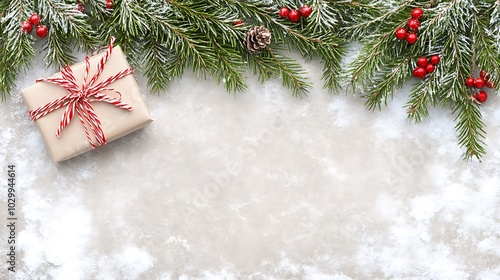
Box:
[21, 45, 153, 163]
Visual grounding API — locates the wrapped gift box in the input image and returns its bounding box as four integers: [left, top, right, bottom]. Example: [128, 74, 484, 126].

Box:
[21, 45, 153, 163]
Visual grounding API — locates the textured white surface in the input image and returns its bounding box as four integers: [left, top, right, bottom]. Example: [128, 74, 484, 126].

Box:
[1, 46, 499, 279]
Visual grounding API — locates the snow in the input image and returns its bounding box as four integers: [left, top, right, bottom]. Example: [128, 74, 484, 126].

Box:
[0, 44, 498, 279]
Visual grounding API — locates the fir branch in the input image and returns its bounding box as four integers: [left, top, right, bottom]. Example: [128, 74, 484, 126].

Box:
[38, 0, 98, 66]
[453, 97, 486, 161]
[224, 0, 343, 92]
[248, 47, 310, 97]
[406, 72, 439, 122]
[319, 44, 346, 92]
[344, 0, 413, 40]
[210, 40, 248, 93]
[347, 33, 388, 91]
[491, 1, 500, 63]
[137, 32, 173, 94]
[472, 6, 500, 86]
[0, 0, 36, 100]
[166, 0, 241, 47]
[364, 56, 412, 110]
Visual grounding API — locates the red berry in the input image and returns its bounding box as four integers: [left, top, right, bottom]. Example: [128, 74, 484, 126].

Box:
[21, 20, 33, 33]
[406, 33, 418, 44]
[233, 20, 243, 26]
[465, 77, 475, 87]
[36, 25, 48, 38]
[425, 63, 435, 73]
[288, 9, 301, 23]
[278, 7, 289, 18]
[480, 70, 490, 81]
[476, 91, 488, 103]
[486, 80, 495, 88]
[474, 77, 485, 88]
[77, 4, 85, 12]
[479, 70, 486, 78]
[430, 55, 440, 65]
[106, 0, 113, 9]
[411, 8, 424, 20]
[407, 19, 420, 31]
[413, 67, 427, 78]
[395, 28, 407, 40]
[417, 57, 428, 67]
[300, 5, 313, 18]
[29, 13, 41, 25]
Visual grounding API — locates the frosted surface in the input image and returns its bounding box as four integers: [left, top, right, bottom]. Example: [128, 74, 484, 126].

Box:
[0, 46, 499, 279]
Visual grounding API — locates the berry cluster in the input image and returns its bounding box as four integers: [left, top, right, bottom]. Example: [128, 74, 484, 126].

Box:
[278, 6, 312, 23]
[466, 70, 495, 103]
[20, 13, 48, 38]
[395, 8, 423, 45]
[413, 55, 440, 78]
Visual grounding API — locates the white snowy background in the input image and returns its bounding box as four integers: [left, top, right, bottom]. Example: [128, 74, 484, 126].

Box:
[0, 43, 499, 279]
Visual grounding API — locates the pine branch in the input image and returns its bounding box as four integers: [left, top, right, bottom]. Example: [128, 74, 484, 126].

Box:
[346, 0, 498, 160]
[406, 72, 438, 122]
[136, 32, 173, 94]
[453, 96, 486, 161]
[364, 56, 412, 110]
[210, 40, 248, 93]
[318, 43, 346, 92]
[344, 0, 412, 40]
[165, 0, 241, 47]
[224, 0, 344, 91]
[39, 0, 98, 67]
[472, 6, 500, 87]
[0, 0, 36, 101]
[248, 47, 310, 97]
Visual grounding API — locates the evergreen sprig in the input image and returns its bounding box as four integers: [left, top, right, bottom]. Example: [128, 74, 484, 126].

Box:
[1, 0, 499, 160]
[346, 0, 500, 160]
[0, 0, 36, 101]
[0, 0, 362, 99]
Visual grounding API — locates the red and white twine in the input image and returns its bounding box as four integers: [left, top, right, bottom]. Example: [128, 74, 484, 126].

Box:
[29, 37, 134, 149]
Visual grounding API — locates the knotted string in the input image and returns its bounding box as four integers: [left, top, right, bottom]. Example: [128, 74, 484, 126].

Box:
[29, 37, 133, 148]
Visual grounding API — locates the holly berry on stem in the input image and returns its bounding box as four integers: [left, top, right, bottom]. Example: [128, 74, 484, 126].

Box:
[21, 20, 33, 33]
[278, 7, 289, 18]
[486, 80, 494, 89]
[407, 19, 420, 31]
[425, 63, 435, 73]
[413, 67, 427, 78]
[36, 25, 48, 38]
[430, 55, 440, 65]
[406, 32, 418, 44]
[77, 3, 85, 13]
[417, 57, 428, 67]
[395, 27, 407, 40]
[480, 70, 491, 81]
[233, 20, 244, 26]
[411, 8, 424, 20]
[288, 9, 301, 23]
[474, 77, 485, 89]
[465, 77, 474, 87]
[480, 70, 487, 78]
[476, 91, 488, 103]
[29, 13, 41, 25]
[106, 0, 114, 9]
[300, 5, 313, 18]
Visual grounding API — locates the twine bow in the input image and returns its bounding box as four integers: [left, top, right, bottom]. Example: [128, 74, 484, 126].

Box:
[29, 37, 133, 149]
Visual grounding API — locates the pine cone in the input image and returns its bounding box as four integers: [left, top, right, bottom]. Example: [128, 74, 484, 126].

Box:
[244, 26, 271, 53]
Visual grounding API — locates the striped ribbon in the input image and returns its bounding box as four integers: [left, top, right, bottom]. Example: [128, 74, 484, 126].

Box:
[29, 37, 134, 149]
